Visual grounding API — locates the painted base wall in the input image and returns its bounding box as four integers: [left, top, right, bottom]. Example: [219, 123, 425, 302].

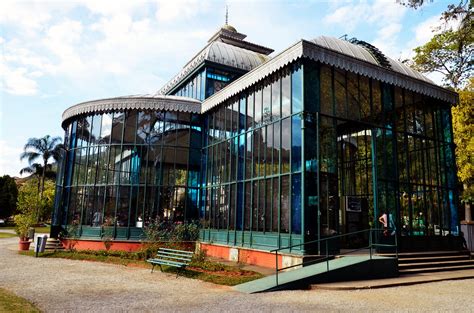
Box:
[61, 239, 143, 252]
[200, 242, 304, 269]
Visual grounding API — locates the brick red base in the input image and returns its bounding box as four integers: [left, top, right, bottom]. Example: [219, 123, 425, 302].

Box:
[61, 239, 143, 252]
[200, 243, 284, 269]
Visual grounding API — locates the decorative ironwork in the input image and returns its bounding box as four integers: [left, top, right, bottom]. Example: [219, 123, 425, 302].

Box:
[62, 95, 201, 126]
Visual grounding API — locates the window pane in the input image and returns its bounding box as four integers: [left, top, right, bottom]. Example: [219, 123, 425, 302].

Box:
[281, 175, 290, 233]
[271, 79, 281, 120]
[334, 68, 346, 118]
[123, 111, 137, 144]
[282, 72, 291, 117]
[263, 84, 271, 123]
[111, 112, 124, 144]
[291, 115, 302, 172]
[291, 173, 301, 234]
[320, 65, 333, 116]
[247, 92, 254, 129]
[91, 115, 102, 144]
[273, 121, 280, 175]
[292, 64, 303, 113]
[272, 177, 279, 232]
[281, 118, 291, 173]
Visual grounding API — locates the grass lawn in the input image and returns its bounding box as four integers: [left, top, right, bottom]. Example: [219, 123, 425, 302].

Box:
[33, 226, 50, 234]
[0, 226, 50, 233]
[0, 233, 17, 238]
[0, 288, 41, 313]
[19, 250, 263, 286]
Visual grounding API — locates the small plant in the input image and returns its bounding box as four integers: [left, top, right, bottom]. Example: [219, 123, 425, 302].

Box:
[13, 213, 35, 241]
[102, 225, 114, 251]
[65, 219, 80, 251]
[192, 248, 208, 264]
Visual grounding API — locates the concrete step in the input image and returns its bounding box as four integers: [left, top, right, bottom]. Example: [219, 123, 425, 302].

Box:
[398, 255, 470, 264]
[399, 264, 474, 274]
[399, 259, 474, 270]
[381, 250, 469, 259]
[29, 238, 64, 251]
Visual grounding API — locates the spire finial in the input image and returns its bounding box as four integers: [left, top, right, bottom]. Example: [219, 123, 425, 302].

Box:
[225, 5, 229, 25]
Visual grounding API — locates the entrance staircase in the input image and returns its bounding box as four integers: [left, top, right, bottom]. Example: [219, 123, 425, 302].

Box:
[30, 238, 64, 251]
[396, 250, 474, 274]
[234, 229, 398, 293]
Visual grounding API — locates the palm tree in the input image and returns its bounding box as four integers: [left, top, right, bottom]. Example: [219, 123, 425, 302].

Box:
[20, 135, 64, 203]
[19, 163, 57, 193]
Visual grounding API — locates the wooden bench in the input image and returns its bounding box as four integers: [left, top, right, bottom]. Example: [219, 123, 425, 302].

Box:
[147, 248, 194, 276]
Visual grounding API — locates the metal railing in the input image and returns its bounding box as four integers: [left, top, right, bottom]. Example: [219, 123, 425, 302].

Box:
[270, 228, 398, 286]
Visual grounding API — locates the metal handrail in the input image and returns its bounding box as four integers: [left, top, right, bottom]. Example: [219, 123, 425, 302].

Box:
[272, 228, 398, 286]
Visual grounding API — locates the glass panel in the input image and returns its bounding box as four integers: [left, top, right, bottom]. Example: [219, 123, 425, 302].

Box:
[281, 73, 291, 117]
[281, 118, 291, 173]
[263, 84, 271, 124]
[320, 65, 333, 116]
[372, 80, 382, 120]
[347, 72, 360, 120]
[255, 88, 262, 125]
[291, 173, 301, 234]
[292, 64, 303, 113]
[291, 115, 302, 172]
[265, 124, 273, 175]
[265, 178, 272, 232]
[281, 175, 290, 233]
[247, 92, 254, 130]
[123, 111, 137, 144]
[271, 79, 281, 120]
[334, 68, 346, 118]
[91, 115, 102, 144]
[246, 132, 252, 179]
[111, 112, 124, 144]
[272, 177, 279, 232]
[244, 182, 251, 231]
[273, 121, 280, 175]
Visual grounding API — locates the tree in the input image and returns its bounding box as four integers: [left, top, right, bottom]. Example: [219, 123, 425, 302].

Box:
[20, 135, 63, 221]
[413, 29, 473, 89]
[452, 79, 474, 219]
[19, 163, 57, 193]
[409, 0, 474, 220]
[0, 175, 18, 219]
[411, 1, 473, 89]
[16, 178, 55, 223]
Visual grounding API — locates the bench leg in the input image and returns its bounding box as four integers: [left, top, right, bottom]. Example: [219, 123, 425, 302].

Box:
[158, 264, 163, 272]
[151, 264, 155, 273]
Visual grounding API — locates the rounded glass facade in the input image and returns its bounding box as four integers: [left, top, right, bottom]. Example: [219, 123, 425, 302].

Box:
[55, 109, 202, 239]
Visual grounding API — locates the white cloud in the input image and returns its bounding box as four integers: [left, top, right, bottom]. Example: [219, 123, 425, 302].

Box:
[413, 15, 441, 46]
[0, 0, 52, 32]
[155, 0, 210, 22]
[323, 0, 406, 32]
[0, 140, 24, 177]
[0, 63, 39, 96]
[79, 0, 146, 17]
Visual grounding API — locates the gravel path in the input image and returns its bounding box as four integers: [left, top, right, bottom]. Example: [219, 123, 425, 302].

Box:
[1, 237, 473, 313]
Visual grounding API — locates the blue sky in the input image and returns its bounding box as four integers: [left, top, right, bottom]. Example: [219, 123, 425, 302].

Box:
[0, 0, 452, 177]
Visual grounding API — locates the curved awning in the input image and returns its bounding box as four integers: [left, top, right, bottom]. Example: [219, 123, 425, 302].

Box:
[62, 95, 201, 128]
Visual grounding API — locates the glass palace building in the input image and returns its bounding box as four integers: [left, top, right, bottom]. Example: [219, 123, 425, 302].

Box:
[53, 25, 460, 263]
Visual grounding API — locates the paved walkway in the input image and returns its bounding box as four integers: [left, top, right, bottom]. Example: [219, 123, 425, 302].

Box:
[1, 236, 474, 312]
[313, 269, 474, 290]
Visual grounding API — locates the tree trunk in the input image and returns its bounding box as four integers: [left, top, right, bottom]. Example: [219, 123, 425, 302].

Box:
[37, 159, 46, 223]
[464, 183, 472, 222]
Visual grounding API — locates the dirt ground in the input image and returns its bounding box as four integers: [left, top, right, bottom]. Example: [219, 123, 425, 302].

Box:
[1, 237, 473, 313]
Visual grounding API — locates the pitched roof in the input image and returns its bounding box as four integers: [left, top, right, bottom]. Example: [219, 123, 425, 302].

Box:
[202, 38, 458, 113]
